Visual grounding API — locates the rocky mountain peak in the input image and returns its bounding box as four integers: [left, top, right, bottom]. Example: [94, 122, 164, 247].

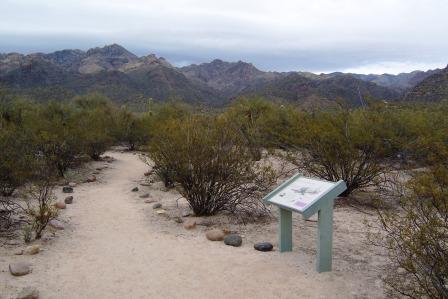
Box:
[86, 44, 137, 59]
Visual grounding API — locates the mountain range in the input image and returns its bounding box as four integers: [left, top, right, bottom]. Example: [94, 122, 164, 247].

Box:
[0, 44, 446, 108]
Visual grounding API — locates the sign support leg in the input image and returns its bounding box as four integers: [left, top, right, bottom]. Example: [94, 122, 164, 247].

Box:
[279, 208, 293, 252]
[317, 199, 334, 272]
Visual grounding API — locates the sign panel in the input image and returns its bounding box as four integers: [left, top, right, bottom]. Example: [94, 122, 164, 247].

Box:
[266, 176, 336, 213]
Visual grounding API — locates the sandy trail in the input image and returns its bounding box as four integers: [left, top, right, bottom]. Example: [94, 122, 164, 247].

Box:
[1, 151, 383, 299]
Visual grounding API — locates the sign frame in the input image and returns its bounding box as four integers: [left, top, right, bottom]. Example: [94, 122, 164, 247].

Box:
[263, 173, 347, 272]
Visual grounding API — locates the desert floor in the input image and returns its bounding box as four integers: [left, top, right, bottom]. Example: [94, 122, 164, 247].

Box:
[0, 150, 387, 299]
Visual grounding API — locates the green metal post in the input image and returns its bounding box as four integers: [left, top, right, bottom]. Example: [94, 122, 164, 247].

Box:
[317, 199, 334, 272]
[279, 207, 293, 252]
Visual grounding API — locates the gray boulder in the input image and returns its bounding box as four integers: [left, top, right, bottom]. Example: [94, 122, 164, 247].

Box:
[224, 234, 242, 247]
[64, 196, 73, 204]
[254, 242, 273, 252]
[9, 262, 32, 276]
[62, 186, 73, 193]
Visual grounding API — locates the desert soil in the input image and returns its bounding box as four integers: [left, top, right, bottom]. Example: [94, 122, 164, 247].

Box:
[0, 150, 387, 299]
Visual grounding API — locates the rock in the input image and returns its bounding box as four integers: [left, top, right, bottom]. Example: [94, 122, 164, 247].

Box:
[62, 186, 73, 193]
[140, 182, 151, 187]
[68, 182, 77, 187]
[86, 175, 96, 183]
[15, 249, 24, 255]
[183, 219, 197, 230]
[49, 219, 64, 230]
[224, 234, 242, 247]
[55, 201, 66, 209]
[156, 209, 166, 215]
[9, 262, 32, 276]
[205, 229, 226, 241]
[144, 199, 155, 204]
[93, 171, 100, 175]
[95, 167, 103, 171]
[64, 196, 73, 204]
[17, 286, 39, 299]
[144, 170, 153, 176]
[131, 187, 139, 192]
[139, 193, 150, 199]
[254, 242, 273, 252]
[152, 203, 162, 209]
[181, 210, 191, 217]
[174, 217, 183, 223]
[24, 244, 41, 255]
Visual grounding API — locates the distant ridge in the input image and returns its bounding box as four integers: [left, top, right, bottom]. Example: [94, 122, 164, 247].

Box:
[0, 44, 444, 107]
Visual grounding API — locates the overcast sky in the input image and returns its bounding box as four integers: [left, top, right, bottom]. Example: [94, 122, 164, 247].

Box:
[0, 0, 447, 74]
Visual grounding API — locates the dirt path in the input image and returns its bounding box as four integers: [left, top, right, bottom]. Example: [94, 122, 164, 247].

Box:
[1, 151, 384, 299]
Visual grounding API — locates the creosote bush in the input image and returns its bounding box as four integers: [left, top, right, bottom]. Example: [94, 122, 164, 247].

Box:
[286, 109, 390, 196]
[374, 164, 448, 299]
[148, 116, 276, 217]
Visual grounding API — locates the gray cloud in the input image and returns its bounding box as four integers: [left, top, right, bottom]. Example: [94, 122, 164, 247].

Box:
[0, 0, 447, 74]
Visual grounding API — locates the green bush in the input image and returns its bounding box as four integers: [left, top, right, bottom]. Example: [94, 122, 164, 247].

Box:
[148, 116, 275, 216]
[74, 94, 116, 160]
[114, 108, 152, 150]
[286, 109, 390, 196]
[375, 164, 448, 299]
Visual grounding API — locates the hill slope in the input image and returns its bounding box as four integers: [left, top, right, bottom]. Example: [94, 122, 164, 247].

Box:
[405, 65, 448, 102]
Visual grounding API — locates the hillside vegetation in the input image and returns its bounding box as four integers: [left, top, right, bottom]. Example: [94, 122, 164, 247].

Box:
[0, 93, 447, 298]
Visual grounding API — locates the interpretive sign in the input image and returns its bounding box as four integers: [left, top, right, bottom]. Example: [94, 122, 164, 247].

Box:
[264, 173, 347, 272]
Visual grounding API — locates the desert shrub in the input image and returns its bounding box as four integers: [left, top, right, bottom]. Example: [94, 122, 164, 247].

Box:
[25, 156, 59, 240]
[148, 116, 275, 217]
[114, 108, 152, 150]
[375, 164, 448, 299]
[22, 225, 32, 243]
[74, 94, 116, 160]
[223, 98, 277, 160]
[287, 109, 390, 196]
[29, 101, 83, 176]
[0, 126, 32, 196]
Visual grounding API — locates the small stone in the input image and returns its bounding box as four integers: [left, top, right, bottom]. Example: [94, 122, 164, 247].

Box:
[139, 193, 150, 199]
[95, 167, 103, 171]
[144, 170, 152, 176]
[181, 210, 191, 217]
[62, 186, 73, 193]
[224, 234, 243, 247]
[17, 286, 39, 299]
[152, 203, 162, 209]
[68, 182, 77, 187]
[24, 244, 41, 255]
[156, 209, 166, 215]
[15, 249, 24, 255]
[131, 187, 139, 192]
[254, 242, 273, 252]
[9, 262, 32, 276]
[93, 171, 100, 175]
[55, 201, 66, 209]
[64, 196, 73, 204]
[144, 199, 155, 204]
[174, 217, 183, 223]
[140, 183, 151, 187]
[206, 229, 226, 241]
[86, 175, 96, 183]
[183, 219, 197, 230]
[49, 219, 64, 230]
